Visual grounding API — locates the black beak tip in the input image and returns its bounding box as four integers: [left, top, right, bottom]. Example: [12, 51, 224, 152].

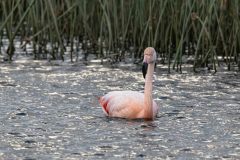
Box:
[142, 62, 148, 79]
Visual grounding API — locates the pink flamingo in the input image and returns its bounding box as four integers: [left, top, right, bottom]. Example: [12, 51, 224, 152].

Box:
[99, 47, 159, 120]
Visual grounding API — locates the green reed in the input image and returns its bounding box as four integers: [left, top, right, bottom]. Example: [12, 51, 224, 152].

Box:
[0, 0, 239, 72]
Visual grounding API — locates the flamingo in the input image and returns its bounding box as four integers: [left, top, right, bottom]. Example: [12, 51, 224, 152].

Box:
[99, 47, 159, 120]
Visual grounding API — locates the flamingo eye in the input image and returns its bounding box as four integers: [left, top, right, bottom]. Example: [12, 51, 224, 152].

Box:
[145, 53, 152, 56]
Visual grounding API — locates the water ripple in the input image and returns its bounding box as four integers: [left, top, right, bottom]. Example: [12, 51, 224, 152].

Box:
[0, 61, 239, 159]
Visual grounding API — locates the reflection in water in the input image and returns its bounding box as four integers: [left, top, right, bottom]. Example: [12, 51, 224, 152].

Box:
[0, 60, 239, 159]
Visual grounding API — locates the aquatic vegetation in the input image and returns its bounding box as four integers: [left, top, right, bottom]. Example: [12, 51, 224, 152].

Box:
[0, 0, 239, 72]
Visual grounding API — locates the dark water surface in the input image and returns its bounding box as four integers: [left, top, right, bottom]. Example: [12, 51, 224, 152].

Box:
[0, 60, 239, 160]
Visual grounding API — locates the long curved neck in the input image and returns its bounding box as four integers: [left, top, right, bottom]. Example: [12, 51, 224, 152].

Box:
[144, 62, 155, 119]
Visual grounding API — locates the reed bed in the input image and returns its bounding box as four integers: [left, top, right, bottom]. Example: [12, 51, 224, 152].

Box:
[0, 0, 239, 72]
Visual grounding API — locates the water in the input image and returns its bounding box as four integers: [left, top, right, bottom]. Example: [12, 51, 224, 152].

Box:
[0, 60, 239, 159]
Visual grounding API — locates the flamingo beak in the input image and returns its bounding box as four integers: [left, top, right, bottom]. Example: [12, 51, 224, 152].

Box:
[142, 62, 148, 79]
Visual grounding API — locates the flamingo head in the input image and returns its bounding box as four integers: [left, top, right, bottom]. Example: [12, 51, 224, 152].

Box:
[142, 47, 156, 78]
[143, 47, 157, 64]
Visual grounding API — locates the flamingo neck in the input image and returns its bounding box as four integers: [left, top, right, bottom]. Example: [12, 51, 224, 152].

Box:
[144, 62, 155, 119]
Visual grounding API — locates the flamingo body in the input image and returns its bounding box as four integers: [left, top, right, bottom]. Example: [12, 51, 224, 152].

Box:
[99, 91, 159, 119]
[99, 47, 159, 120]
